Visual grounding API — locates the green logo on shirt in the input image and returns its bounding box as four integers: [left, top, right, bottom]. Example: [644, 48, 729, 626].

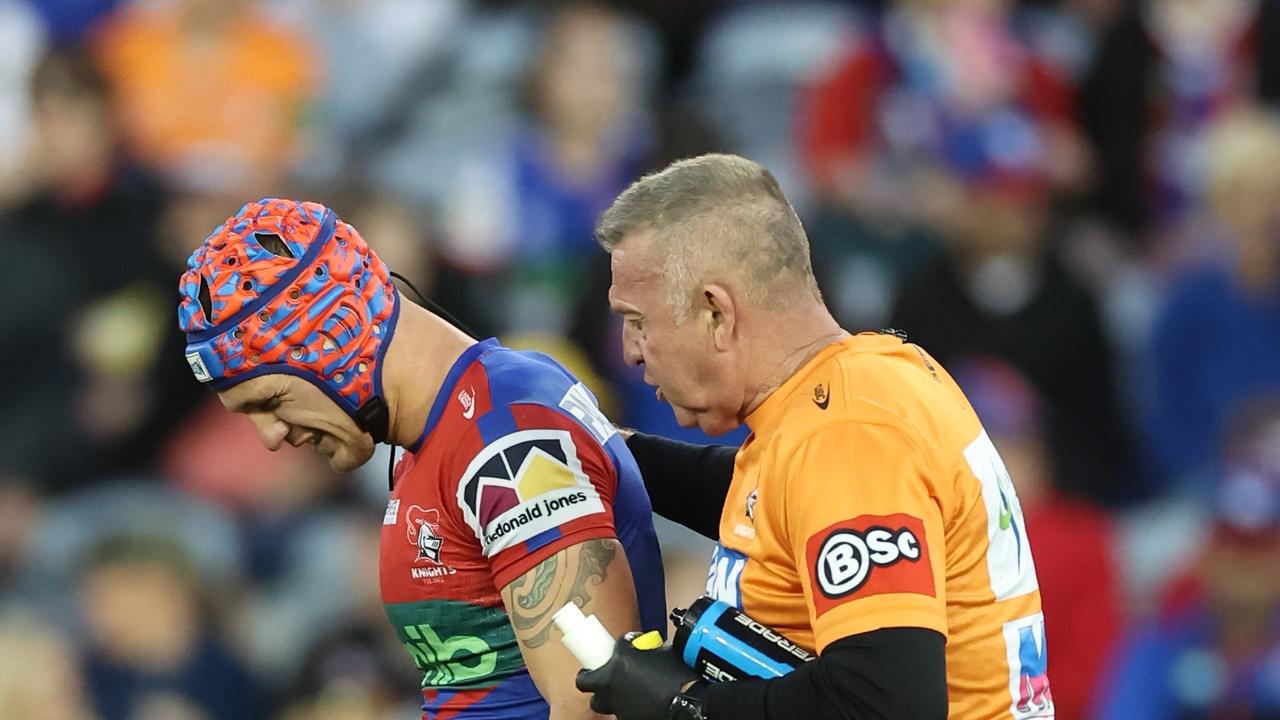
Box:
[402, 622, 497, 686]
[385, 599, 525, 689]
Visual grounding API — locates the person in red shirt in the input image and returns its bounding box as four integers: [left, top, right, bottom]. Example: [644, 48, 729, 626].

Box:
[176, 198, 667, 718]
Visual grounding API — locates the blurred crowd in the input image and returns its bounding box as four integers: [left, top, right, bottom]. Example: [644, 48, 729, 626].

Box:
[1, 0, 1280, 717]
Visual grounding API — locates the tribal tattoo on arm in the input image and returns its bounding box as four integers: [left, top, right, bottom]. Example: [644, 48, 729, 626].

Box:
[508, 539, 618, 648]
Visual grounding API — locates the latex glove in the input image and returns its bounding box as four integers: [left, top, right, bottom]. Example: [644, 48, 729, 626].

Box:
[575, 631, 703, 720]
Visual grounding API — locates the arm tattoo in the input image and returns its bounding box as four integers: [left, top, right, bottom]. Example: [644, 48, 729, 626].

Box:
[509, 539, 618, 648]
[517, 554, 558, 610]
[568, 539, 616, 608]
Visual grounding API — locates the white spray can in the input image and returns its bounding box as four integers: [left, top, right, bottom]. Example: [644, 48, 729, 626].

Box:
[552, 602, 616, 670]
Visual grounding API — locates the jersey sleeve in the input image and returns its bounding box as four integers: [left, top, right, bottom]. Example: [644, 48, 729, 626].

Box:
[785, 419, 948, 652]
[451, 402, 621, 590]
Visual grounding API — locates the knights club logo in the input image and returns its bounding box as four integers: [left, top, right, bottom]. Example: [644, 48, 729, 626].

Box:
[406, 505, 445, 564]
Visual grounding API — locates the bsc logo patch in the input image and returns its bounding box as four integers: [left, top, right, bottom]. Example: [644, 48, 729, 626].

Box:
[806, 513, 934, 616]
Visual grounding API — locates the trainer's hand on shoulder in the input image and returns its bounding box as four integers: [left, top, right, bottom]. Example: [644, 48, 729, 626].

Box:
[575, 632, 700, 720]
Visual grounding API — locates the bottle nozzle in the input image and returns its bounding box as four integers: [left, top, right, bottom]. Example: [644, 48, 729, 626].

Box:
[552, 602, 616, 671]
[669, 607, 687, 626]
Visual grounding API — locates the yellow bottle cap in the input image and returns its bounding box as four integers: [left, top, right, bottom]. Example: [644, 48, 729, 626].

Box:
[630, 630, 664, 651]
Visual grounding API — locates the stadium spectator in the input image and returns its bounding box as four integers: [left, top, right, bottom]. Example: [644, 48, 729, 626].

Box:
[1078, 0, 1280, 235]
[953, 354, 1123, 720]
[91, 0, 317, 192]
[790, 1, 1131, 506]
[1148, 106, 1280, 491]
[1099, 397, 1280, 718]
[884, 104, 1135, 504]
[432, 2, 715, 443]
[0, 46, 195, 490]
[798, 0, 1088, 329]
[77, 533, 265, 720]
[438, 1, 654, 336]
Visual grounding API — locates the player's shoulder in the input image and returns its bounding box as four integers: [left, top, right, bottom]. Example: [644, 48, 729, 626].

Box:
[841, 333, 970, 411]
[774, 333, 974, 449]
[447, 346, 618, 560]
[425, 342, 614, 465]
[834, 332, 945, 391]
[475, 343, 577, 407]
[472, 344, 618, 446]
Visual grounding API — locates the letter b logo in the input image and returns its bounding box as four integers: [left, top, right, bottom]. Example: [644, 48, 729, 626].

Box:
[816, 531, 870, 596]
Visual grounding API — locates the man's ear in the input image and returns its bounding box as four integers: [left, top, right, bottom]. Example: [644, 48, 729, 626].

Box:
[702, 284, 736, 352]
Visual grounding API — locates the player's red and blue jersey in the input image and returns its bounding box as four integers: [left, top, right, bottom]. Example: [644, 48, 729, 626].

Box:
[380, 338, 666, 719]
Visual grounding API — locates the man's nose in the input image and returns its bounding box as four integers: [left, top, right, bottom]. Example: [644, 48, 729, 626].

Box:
[249, 413, 289, 451]
[621, 325, 644, 367]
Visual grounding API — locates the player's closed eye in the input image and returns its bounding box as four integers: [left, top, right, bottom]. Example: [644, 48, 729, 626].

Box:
[246, 394, 283, 415]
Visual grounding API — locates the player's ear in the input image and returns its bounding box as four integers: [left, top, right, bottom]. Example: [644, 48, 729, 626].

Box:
[702, 283, 735, 352]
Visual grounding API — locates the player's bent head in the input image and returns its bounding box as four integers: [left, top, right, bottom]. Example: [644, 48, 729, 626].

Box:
[217, 373, 376, 471]
[177, 198, 400, 470]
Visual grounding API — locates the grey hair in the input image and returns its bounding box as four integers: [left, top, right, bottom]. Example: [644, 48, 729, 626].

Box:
[595, 153, 820, 321]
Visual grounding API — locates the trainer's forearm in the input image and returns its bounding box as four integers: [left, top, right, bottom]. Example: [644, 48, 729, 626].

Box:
[625, 432, 735, 539]
[702, 628, 949, 720]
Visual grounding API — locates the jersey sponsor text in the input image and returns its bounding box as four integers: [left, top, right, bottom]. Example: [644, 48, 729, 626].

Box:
[456, 429, 606, 556]
[1003, 612, 1054, 718]
[706, 544, 747, 609]
[806, 513, 934, 616]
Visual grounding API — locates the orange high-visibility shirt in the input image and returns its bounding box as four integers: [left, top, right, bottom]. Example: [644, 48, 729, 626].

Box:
[706, 332, 1053, 719]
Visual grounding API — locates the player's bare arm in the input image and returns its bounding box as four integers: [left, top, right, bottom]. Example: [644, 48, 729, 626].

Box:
[501, 538, 641, 720]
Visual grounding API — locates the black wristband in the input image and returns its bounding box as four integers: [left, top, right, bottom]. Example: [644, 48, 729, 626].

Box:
[667, 679, 711, 720]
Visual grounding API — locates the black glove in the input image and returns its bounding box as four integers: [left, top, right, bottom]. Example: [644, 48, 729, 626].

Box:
[575, 631, 704, 720]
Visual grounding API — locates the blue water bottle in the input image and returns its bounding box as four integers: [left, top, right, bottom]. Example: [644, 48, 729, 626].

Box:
[670, 597, 815, 682]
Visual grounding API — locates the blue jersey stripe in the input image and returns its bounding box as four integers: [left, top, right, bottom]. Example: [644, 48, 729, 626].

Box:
[478, 404, 518, 444]
[523, 526, 563, 554]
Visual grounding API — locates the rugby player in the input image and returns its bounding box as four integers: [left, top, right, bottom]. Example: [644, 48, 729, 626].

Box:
[177, 198, 666, 719]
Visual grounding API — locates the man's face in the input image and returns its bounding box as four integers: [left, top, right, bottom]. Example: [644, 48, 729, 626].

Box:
[80, 561, 195, 666]
[218, 375, 375, 471]
[607, 232, 743, 435]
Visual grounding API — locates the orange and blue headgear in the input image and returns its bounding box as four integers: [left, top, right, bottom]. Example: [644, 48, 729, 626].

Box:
[177, 198, 400, 442]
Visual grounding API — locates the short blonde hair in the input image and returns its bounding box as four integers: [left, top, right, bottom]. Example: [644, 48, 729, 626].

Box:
[596, 153, 819, 320]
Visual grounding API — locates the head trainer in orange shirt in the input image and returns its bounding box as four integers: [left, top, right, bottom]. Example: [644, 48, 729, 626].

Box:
[588, 153, 1053, 720]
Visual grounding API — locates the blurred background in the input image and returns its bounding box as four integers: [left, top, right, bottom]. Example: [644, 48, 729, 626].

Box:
[2, 0, 1280, 717]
